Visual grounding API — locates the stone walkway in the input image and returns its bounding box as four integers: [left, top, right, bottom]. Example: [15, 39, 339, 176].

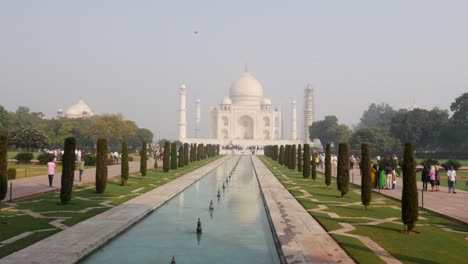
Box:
[2, 159, 157, 202]
[320, 167, 468, 224]
[252, 156, 355, 264]
[262, 158, 468, 264]
[0, 156, 230, 264]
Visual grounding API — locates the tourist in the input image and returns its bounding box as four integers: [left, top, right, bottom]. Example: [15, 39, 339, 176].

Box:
[429, 165, 436, 192]
[47, 158, 55, 187]
[385, 163, 393, 189]
[78, 158, 85, 181]
[421, 166, 429, 192]
[349, 155, 356, 169]
[378, 166, 386, 190]
[371, 163, 378, 188]
[435, 165, 440, 191]
[447, 166, 457, 194]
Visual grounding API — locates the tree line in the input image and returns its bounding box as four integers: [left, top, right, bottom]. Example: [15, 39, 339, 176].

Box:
[310, 92, 468, 158]
[0, 105, 153, 151]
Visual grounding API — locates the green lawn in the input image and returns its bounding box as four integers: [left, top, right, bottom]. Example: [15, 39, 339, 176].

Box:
[0, 155, 221, 258]
[260, 156, 468, 264]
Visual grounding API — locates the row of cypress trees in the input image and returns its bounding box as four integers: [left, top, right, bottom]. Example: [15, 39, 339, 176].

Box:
[265, 141, 418, 232]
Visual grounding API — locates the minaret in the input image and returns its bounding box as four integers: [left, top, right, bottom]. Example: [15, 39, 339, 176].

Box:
[304, 84, 314, 143]
[195, 99, 201, 138]
[291, 100, 297, 140]
[179, 84, 187, 141]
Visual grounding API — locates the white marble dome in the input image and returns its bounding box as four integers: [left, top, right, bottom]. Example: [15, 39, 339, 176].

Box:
[65, 99, 93, 118]
[222, 96, 232, 105]
[262, 97, 272, 105]
[229, 72, 263, 105]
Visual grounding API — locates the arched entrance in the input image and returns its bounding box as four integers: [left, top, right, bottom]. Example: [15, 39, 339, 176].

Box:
[236, 115, 254, 139]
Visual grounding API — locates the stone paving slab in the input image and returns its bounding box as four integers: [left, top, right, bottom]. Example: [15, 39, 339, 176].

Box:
[251, 156, 355, 264]
[0, 156, 230, 264]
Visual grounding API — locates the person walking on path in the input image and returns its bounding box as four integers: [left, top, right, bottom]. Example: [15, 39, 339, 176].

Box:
[421, 166, 429, 192]
[429, 165, 436, 192]
[447, 166, 457, 194]
[78, 158, 85, 181]
[385, 163, 393, 189]
[435, 165, 440, 191]
[47, 158, 56, 187]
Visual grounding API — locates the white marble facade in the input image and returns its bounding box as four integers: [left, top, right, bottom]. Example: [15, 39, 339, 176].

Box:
[209, 71, 281, 140]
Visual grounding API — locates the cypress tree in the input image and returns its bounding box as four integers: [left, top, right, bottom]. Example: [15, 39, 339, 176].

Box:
[96, 138, 108, 194]
[401, 142, 418, 233]
[337, 143, 350, 198]
[192, 143, 197, 162]
[60, 137, 76, 205]
[184, 143, 189, 165]
[360, 143, 372, 210]
[284, 145, 290, 168]
[279, 145, 285, 165]
[163, 141, 171, 172]
[178, 145, 184, 168]
[311, 151, 317, 181]
[290, 145, 296, 170]
[273, 145, 279, 161]
[297, 144, 302, 172]
[0, 135, 8, 201]
[140, 141, 148, 176]
[325, 144, 332, 188]
[302, 144, 311, 178]
[121, 141, 129, 185]
[171, 142, 178, 169]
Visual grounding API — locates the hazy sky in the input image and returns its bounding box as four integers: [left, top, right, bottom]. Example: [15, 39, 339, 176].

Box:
[1, 0, 467, 140]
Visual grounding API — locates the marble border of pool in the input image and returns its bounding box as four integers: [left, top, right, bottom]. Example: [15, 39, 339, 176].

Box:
[251, 156, 355, 264]
[0, 156, 231, 264]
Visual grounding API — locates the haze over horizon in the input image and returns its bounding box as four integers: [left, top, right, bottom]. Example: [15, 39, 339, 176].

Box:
[1, 0, 467, 140]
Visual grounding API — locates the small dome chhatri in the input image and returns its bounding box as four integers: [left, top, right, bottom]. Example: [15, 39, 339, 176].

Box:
[262, 97, 272, 105]
[222, 96, 232, 105]
[229, 71, 263, 105]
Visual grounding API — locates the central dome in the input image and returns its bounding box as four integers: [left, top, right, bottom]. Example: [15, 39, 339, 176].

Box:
[229, 72, 263, 105]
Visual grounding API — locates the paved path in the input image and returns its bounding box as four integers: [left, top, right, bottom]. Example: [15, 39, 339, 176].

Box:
[319, 166, 468, 224]
[2, 159, 157, 202]
[252, 156, 354, 264]
[0, 156, 230, 264]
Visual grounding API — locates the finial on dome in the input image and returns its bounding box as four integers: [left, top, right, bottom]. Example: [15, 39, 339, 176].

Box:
[181, 84, 186, 89]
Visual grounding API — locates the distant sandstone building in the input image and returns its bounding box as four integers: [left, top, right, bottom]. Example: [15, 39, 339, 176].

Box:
[57, 99, 94, 119]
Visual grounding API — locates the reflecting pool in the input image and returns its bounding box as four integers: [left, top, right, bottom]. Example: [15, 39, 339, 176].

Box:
[82, 156, 281, 264]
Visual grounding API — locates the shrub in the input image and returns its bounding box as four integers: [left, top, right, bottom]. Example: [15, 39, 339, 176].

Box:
[290, 145, 296, 170]
[360, 143, 372, 210]
[297, 144, 302, 172]
[178, 145, 184, 168]
[311, 150, 317, 182]
[163, 141, 171, 172]
[401, 142, 418, 233]
[37, 152, 55, 165]
[441, 160, 462, 171]
[184, 143, 189, 166]
[171, 143, 178, 169]
[302, 144, 311, 179]
[121, 141, 129, 186]
[60, 137, 76, 205]
[140, 141, 147, 176]
[420, 158, 439, 168]
[325, 144, 331, 188]
[84, 154, 97, 166]
[95, 138, 108, 194]
[279, 145, 285, 165]
[0, 135, 7, 200]
[337, 143, 350, 198]
[128, 156, 134, 162]
[8, 168, 16, 180]
[15, 152, 33, 164]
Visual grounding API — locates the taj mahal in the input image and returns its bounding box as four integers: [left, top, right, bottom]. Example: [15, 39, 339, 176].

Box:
[179, 69, 315, 149]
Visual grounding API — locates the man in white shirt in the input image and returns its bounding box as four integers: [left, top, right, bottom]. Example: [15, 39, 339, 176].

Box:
[447, 166, 457, 194]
